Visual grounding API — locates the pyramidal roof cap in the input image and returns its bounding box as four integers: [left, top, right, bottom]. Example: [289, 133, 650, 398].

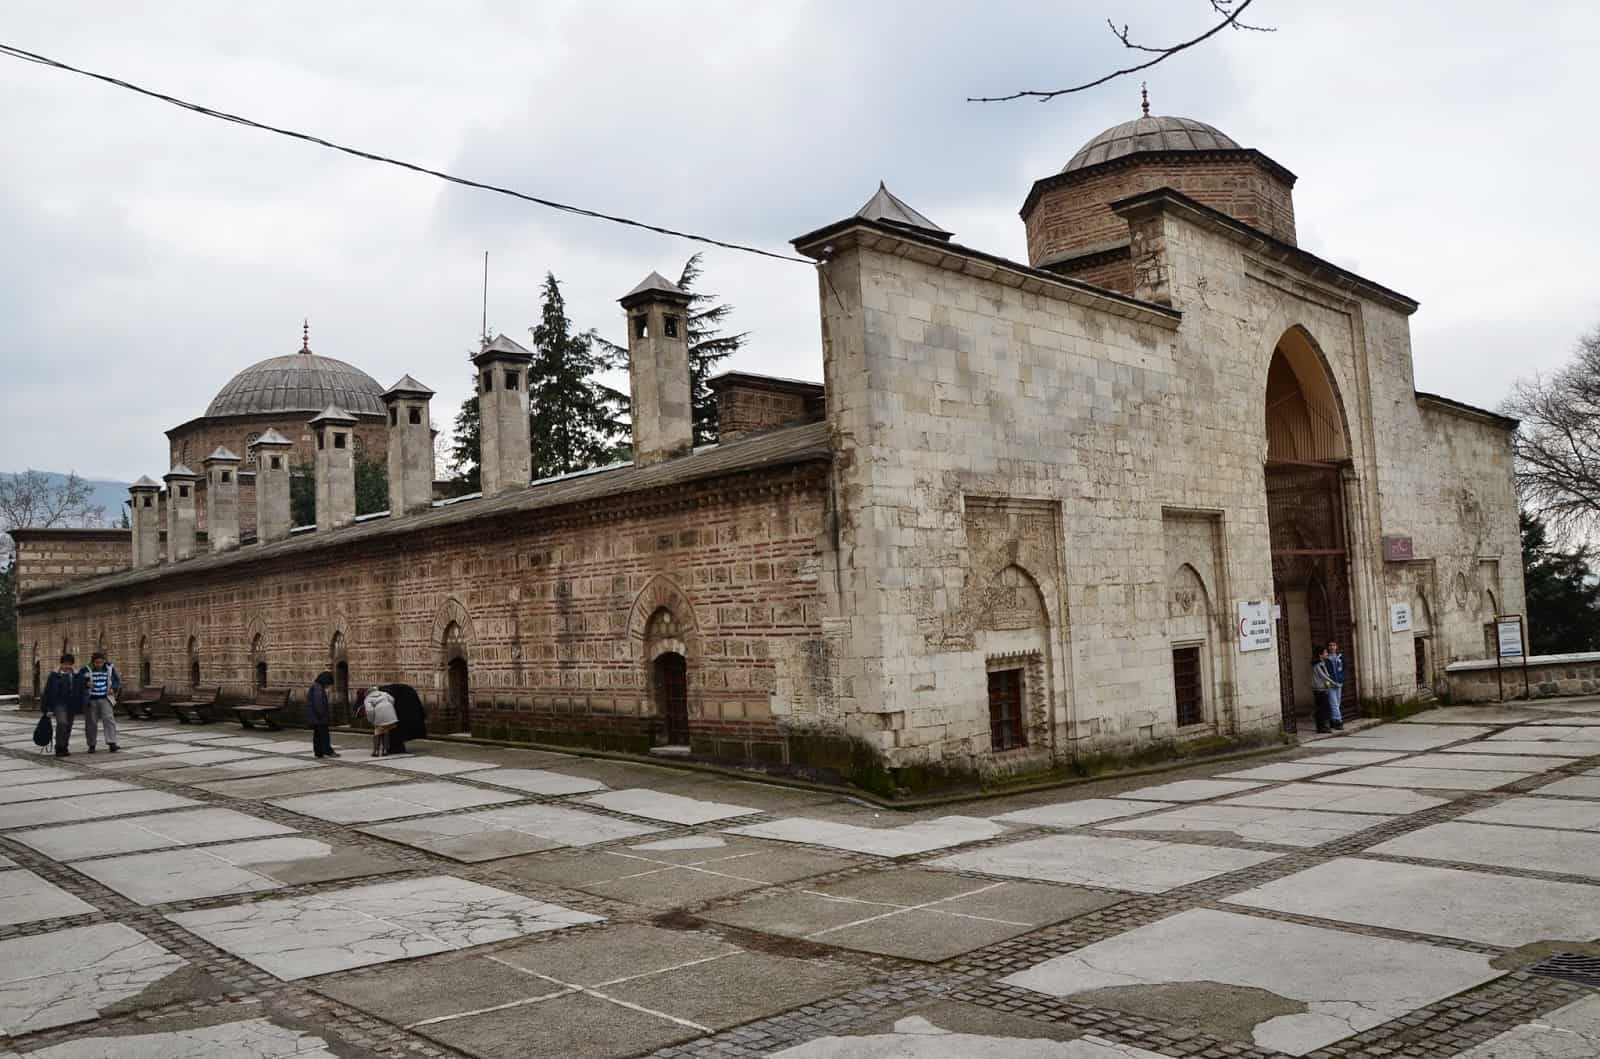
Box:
[620, 270, 690, 306]
[252, 428, 293, 447]
[204, 446, 241, 463]
[130, 475, 162, 490]
[854, 182, 951, 241]
[383, 373, 435, 399]
[164, 464, 197, 479]
[309, 403, 358, 424]
[474, 333, 533, 361]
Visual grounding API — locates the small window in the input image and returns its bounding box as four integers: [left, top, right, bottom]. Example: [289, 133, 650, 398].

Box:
[270, 455, 282, 470]
[221, 471, 231, 483]
[142, 496, 152, 508]
[987, 669, 1026, 752]
[408, 407, 422, 425]
[334, 432, 347, 449]
[139, 659, 151, 685]
[664, 315, 679, 338]
[634, 314, 649, 339]
[504, 370, 519, 390]
[317, 430, 326, 451]
[389, 408, 398, 426]
[481, 370, 493, 392]
[178, 485, 189, 498]
[1173, 646, 1203, 727]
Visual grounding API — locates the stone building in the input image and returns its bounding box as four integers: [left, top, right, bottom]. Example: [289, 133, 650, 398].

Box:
[14, 109, 1524, 785]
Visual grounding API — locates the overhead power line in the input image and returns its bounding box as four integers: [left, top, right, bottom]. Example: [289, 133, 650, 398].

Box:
[0, 41, 808, 265]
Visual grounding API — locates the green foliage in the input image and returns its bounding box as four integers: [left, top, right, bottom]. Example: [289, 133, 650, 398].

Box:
[527, 273, 625, 478]
[449, 373, 481, 492]
[289, 456, 387, 525]
[290, 464, 315, 527]
[1522, 510, 1600, 654]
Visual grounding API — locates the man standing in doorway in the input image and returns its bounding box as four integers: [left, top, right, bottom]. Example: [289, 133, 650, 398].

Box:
[1325, 640, 1346, 731]
[41, 653, 86, 757]
[83, 651, 122, 753]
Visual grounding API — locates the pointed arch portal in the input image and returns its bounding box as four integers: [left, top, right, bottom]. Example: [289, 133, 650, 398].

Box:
[1265, 326, 1359, 730]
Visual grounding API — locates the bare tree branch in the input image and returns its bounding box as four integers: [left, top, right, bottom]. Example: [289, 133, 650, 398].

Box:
[0, 470, 106, 536]
[1507, 326, 1600, 543]
[969, 0, 1274, 104]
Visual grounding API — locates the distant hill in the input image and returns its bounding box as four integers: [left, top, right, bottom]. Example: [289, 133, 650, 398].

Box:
[1, 472, 130, 563]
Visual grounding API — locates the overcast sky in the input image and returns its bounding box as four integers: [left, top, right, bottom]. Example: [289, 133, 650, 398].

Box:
[2, 2, 1597, 484]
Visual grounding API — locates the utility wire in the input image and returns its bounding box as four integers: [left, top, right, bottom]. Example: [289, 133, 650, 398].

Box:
[0, 41, 809, 265]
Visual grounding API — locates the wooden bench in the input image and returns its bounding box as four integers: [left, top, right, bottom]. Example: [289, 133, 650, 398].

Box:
[234, 689, 289, 730]
[169, 686, 221, 725]
[118, 686, 166, 721]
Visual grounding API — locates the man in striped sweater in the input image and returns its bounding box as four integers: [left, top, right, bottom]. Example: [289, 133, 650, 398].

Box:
[82, 651, 121, 753]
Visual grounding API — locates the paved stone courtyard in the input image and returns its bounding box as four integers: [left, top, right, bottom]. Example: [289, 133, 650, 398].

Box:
[3, 705, 1600, 1057]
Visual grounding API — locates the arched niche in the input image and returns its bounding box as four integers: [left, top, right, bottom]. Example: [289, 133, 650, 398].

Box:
[1265, 325, 1350, 463]
[977, 563, 1053, 754]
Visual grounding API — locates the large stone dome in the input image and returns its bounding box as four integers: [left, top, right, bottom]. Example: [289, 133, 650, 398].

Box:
[1063, 115, 1241, 173]
[204, 349, 386, 418]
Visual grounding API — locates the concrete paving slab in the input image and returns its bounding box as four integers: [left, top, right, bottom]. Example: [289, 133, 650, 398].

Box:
[0, 789, 201, 829]
[0, 764, 76, 786]
[1529, 714, 1600, 724]
[1452, 740, 1600, 757]
[196, 768, 394, 799]
[313, 949, 572, 1025]
[991, 799, 1175, 829]
[1491, 725, 1599, 742]
[0, 757, 42, 772]
[168, 874, 603, 980]
[359, 755, 498, 776]
[1223, 781, 1449, 814]
[606, 949, 870, 1030]
[1313, 765, 1531, 790]
[0, 777, 136, 804]
[930, 834, 1278, 894]
[268, 780, 522, 823]
[1227, 856, 1600, 946]
[0, 867, 96, 926]
[0, 923, 190, 1035]
[1000, 907, 1500, 1055]
[12, 807, 296, 861]
[1403, 708, 1561, 725]
[1538, 776, 1600, 799]
[1400, 752, 1570, 772]
[495, 923, 736, 985]
[1101, 804, 1391, 847]
[1324, 724, 1491, 750]
[579, 788, 759, 825]
[1451, 994, 1600, 1058]
[1461, 796, 1600, 831]
[1372, 821, 1600, 880]
[1217, 761, 1348, 781]
[143, 756, 328, 785]
[1115, 779, 1265, 802]
[137, 748, 266, 768]
[468, 767, 607, 796]
[630, 835, 728, 852]
[79, 753, 219, 774]
[726, 816, 1007, 857]
[360, 802, 661, 862]
[771, 1017, 1177, 1058]
[417, 991, 697, 1059]
[73, 835, 402, 904]
[10, 1016, 342, 1058]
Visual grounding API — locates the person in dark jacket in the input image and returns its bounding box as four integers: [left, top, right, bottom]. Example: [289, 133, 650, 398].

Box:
[41, 653, 87, 757]
[381, 683, 426, 756]
[306, 672, 339, 758]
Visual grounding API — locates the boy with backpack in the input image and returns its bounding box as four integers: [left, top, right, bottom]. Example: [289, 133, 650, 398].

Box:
[82, 651, 122, 753]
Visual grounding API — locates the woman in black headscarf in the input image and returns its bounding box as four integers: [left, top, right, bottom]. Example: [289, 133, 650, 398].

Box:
[380, 684, 426, 755]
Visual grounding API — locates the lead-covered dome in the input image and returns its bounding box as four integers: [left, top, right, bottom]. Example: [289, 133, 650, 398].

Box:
[205, 349, 386, 418]
[1064, 115, 1240, 173]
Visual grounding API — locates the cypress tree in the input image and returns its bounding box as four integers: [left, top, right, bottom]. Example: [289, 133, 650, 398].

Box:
[528, 273, 620, 478]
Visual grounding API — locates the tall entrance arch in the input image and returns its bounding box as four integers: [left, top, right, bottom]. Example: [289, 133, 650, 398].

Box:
[1265, 327, 1358, 730]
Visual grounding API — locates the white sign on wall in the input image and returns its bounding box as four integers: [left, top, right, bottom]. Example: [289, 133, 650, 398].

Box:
[1497, 619, 1525, 659]
[1389, 602, 1413, 633]
[1237, 601, 1273, 652]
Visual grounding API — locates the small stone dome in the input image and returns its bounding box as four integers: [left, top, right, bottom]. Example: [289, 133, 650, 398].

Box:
[1063, 115, 1241, 173]
[205, 349, 386, 418]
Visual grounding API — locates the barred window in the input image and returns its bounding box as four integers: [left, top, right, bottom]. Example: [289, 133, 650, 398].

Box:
[1173, 646, 1203, 727]
[987, 668, 1026, 752]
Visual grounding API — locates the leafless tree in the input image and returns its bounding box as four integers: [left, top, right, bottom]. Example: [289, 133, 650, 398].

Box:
[1506, 327, 1600, 541]
[0, 471, 107, 563]
[969, 0, 1273, 104]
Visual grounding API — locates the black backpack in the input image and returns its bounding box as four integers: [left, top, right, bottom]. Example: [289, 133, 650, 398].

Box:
[32, 714, 52, 747]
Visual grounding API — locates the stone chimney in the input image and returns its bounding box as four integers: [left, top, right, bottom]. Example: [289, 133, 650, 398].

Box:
[202, 446, 242, 552]
[163, 465, 198, 562]
[620, 271, 693, 466]
[128, 476, 162, 568]
[250, 429, 294, 543]
[310, 404, 358, 531]
[472, 334, 534, 497]
[382, 374, 436, 516]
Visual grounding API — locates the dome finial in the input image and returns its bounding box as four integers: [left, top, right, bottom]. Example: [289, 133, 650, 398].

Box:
[300, 318, 311, 354]
[1140, 81, 1149, 117]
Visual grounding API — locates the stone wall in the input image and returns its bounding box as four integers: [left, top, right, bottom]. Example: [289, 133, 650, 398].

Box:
[11, 529, 132, 597]
[1445, 653, 1600, 703]
[18, 464, 840, 765]
[1024, 153, 1297, 270]
[711, 375, 826, 441]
